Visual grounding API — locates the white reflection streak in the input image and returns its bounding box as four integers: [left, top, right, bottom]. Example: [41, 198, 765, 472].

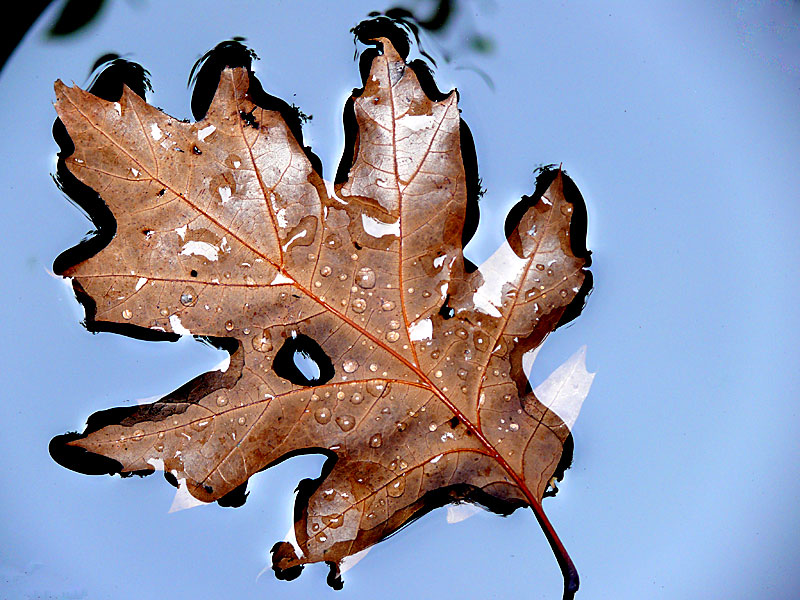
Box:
[525, 345, 595, 431]
[446, 503, 482, 523]
[471, 241, 529, 318]
[450, 346, 594, 526]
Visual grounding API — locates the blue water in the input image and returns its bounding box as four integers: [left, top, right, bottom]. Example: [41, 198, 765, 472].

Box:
[1, 1, 798, 598]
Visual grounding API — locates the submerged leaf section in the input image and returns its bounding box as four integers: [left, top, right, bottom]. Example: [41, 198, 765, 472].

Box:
[52, 30, 592, 596]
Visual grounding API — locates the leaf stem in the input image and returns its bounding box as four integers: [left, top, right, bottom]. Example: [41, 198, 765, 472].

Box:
[529, 499, 579, 599]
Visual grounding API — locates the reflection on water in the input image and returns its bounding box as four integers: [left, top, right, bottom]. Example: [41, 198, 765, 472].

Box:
[47, 9, 590, 600]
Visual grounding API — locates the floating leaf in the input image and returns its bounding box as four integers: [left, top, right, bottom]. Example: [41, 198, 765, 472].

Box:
[50, 28, 592, 597]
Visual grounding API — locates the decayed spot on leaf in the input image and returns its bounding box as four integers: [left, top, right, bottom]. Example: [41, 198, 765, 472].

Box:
[50, 28, 592, 598]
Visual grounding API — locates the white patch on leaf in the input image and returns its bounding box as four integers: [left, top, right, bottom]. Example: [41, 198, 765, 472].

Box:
[180, 240, 219, 261]
[401, 114, 434, 131]
[408, 318, 432, 341]
[270, 272, 293, 285]
[361, 213, 400, 238]
[471, 241, 529, 318]
[276, 207, 288, 228]
[197, 125, 216, 141]
[169, 314, 192, 336]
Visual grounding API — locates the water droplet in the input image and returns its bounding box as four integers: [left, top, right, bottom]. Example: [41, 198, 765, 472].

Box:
[355, 266, 376, 289]
[350, 392, 364, 405]
[251, 329, 273, 352]
[180, 286, 197, 307]
[431, 350, 440, 360]
[322, 514, 343, 529]
[336, 390, 345, 400]
[159, 308, 169, 317]
[122, 309, 133, 320]
[190, 419, 209, 432]
[387, 477, 405, 497]
[225, 320, 235, 331]
[560, 289, 568, 297]
[503, 393, 513, 402]
[398, 459, 408, 470]
[395, 421, 407, 432]
[428, 423, 438, 432]
[509, 423, 520, 431]
[407, 287, 415, 294]
[154, 442, 165, 452]
[474, 331, 489, 351]
[369, 363, 378, 372]
[381, 300, 396, 311]
[132, 429, 145, 440]
[336, 415, 355, 432]
[216, 395, 228, 407]
[316, 533, 328, 543]
[352, 298, 367, 313]
[561, 204, 573, 216]
[536, 263, 545, 271]
[366, 380, 388, 397]
[434, 370, 443, 378]
[314, 407, 332, 424]
[342, 359, 359, 373]
[325, 234, 341, 248]
[369, 433, 382, 448]
[388, 320, 401, 330]
[457, 368, 468, 379]
[385, 330, 400, 342]
[244, 275, 256, 286]
[456, 328, 468, 339]
[237, 416, 247, 426]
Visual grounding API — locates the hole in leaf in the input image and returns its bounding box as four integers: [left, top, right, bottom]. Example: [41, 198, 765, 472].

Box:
[272, 333, 334, 386]
[439, 295, 454, 319]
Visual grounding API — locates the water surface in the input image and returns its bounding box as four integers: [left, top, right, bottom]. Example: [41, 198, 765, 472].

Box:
[1, 1, 798, 598]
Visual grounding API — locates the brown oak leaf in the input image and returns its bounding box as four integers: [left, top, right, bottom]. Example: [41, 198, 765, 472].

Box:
[51, 33, 591, 596]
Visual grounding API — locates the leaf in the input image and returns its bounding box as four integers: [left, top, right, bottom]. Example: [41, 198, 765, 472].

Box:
[51, 32, 591, 596]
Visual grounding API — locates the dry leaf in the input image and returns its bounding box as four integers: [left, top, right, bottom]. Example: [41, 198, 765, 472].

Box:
[50, 31, 591, 596]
